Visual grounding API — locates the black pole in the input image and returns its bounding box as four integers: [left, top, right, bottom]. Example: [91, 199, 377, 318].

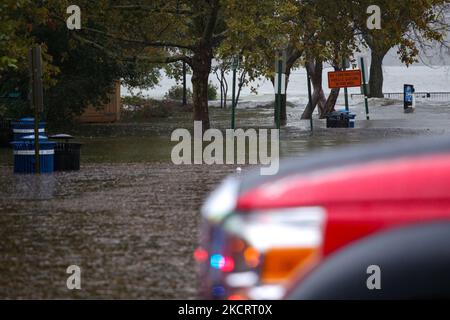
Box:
[360, 57, 370, 120]
[306, 68, 314, 132]
[343, 64, 349, 112]
[30, 46, 43, 174]
[231, 67, 236, 129]
[182, 61, 187, 106]
[276, 59, 282, 130]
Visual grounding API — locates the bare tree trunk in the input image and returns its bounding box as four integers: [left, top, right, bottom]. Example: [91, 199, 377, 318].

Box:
[301, 90, 318, 119]
[369, 49, 387, 98]
[223, 75, 228, 109]
[214, 69, 223, 109]
[321, 88, 340, 118]
[271, 47, 303, 125]
[191, 47, 212, 131]
[215, 70, 223, 108]
[235, 70, 246, 107]
[319, 62, 342, 118]
[301, 60, 326, 119]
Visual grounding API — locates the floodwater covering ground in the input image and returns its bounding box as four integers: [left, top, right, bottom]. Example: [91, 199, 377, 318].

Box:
[0, 98, 450, 299]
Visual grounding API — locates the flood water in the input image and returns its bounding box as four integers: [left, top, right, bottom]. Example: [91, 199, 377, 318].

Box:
[1, 100, 449, 299]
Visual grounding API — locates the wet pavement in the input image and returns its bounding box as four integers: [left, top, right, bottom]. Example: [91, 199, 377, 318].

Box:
[0, 99, 449, 299]
[0, 163, 231, 299]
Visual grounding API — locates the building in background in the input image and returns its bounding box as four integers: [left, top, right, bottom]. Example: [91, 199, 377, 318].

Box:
[77, 81, 121, 123]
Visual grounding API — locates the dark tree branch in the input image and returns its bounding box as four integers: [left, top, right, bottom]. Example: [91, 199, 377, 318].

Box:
[111, 5, 194, 15]
[202, 0, 220, 42]
[212, 30, 228, 45]
[72, 33, 192, 65]
[135, 54, 192, 65]
[80, 27, 195, 50]
[48, 12, 195, 50]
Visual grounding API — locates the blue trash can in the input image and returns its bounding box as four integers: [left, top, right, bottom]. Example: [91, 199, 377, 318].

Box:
[327, 110, 356, 128]
[10, 135, 55, 174]
[345, 111, 357, 128]
[11, 117, 46, 141]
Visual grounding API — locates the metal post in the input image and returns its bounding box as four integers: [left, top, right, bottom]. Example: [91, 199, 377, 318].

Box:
[276, 59, 282, 130]
[182, 61, 187, 106]
[231, 67, 236, 129]
[343, 64, 349, 112]
[306, 68, 314, 132]
[231, 56, 239, 129]
[360, 57, 370, 120]
[29, 46, 43, 174]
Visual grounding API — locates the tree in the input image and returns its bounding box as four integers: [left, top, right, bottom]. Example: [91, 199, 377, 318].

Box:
[0, 1, 60, 118]
[49, 0, 227, 130]
[224, 0, 305, 125]
[0, 1, 30, 73]
[297, 0, 358, 119]
[212, 59, 230, 109]
[226, 0, 359, 122]
[1, 0, 157, 123]
[352, 0, 448, 97]
[39, 23, 159, 123]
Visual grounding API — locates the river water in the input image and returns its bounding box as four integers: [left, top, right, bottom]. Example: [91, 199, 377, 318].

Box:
[0, 99, 449, 298]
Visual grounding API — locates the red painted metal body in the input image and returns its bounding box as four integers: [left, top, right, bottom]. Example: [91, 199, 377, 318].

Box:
[237, 154, 450, 257]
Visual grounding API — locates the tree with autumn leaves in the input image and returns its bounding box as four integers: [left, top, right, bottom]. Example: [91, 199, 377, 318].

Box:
[351, 0, 449, 98]
[0, 0, 157, 122]
[1, 0, 449, 126]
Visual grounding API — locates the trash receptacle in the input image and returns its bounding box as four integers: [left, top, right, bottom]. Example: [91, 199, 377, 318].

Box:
[326, 110, 356, 128]
[10, 135, 55, 174]
[347, 111, 356, 128]
[0, 118, 12, 147]
[404, 84, 415, 113]
[11, 117, 46, 141]
[49, 134, 82, 171]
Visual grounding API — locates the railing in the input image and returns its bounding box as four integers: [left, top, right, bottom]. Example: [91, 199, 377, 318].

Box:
[350, 92, 450, 100]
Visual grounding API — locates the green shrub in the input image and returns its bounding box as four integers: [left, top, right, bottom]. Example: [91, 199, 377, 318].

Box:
[122, 95, 146, 108]
[121, 98, 174, 121]
[164, 85, 192, 101]
[164, 83, 218, 101]
[207, 82, 218, 100]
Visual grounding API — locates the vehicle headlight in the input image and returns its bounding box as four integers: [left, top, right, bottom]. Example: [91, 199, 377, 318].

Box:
[224, 207, 325, 283]
[201, 177, 240, 224]
[197, 175, 326, 300]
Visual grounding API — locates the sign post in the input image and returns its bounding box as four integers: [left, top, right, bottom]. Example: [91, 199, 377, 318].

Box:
[274, 50, 286, 130]
[342, 58, 350, 111]
[29, 46, 44, 174]
[328, 68, 369, 119]
[359, 57, 370, 120]
[276, 60, 282, 130]
[306, 68, 314, 133]
[231, 55, 239, 129]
